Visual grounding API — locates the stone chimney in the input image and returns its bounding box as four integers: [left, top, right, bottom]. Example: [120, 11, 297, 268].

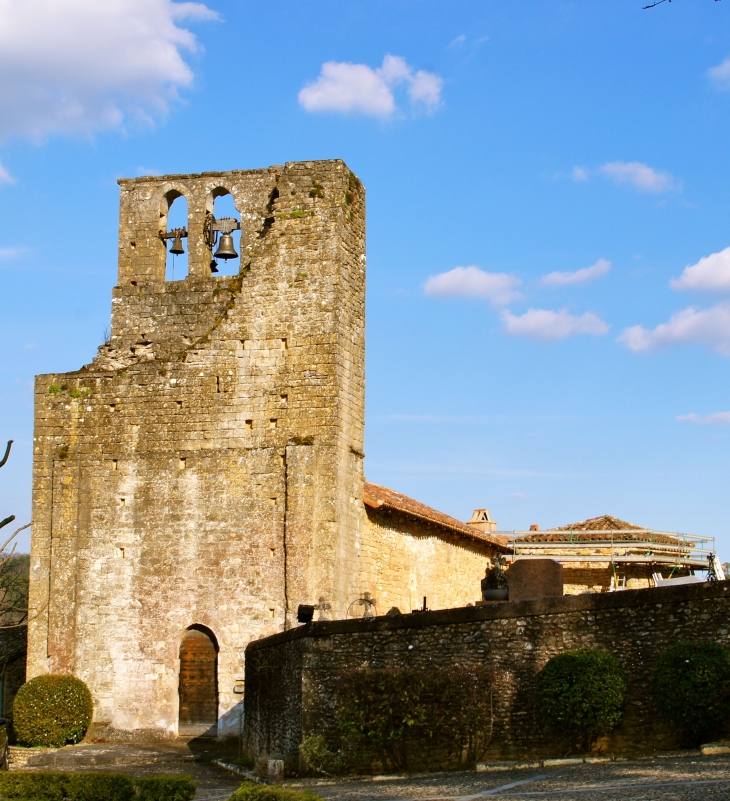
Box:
[467, 508, 497, 533]
[530, 524, 539, 531]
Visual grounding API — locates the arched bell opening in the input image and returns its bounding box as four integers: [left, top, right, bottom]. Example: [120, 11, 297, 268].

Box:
[206, 188, 241, 276]
[178, 624, 219, 737]
[161, 190, 189, 281]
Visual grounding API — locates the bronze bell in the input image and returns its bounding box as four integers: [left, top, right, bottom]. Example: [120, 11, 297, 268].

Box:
[214, 233, 238, 260]
[169, 233, 185, 256]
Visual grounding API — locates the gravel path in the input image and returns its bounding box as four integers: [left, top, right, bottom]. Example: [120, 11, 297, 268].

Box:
[288, 754, 730, 801]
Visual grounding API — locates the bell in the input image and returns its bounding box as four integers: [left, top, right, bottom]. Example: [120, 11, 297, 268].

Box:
[169, 234, 185, 256]
[214, 233, 238, 261]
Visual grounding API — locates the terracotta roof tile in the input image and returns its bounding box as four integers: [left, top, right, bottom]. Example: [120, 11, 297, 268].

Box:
[514, 514, 685, 545]
[363, 482, 509, 551]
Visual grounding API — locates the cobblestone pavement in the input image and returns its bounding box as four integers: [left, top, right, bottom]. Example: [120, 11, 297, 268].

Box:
[289, 754, 730, 801]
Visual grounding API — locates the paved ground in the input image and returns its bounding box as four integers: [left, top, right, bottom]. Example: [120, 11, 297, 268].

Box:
[9, 744, 730, 800]
[290, 754, 730, 801]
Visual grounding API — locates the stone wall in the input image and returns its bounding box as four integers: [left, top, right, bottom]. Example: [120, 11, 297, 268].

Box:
[359, 507, 496, 614]
[245, 581, 730, 767]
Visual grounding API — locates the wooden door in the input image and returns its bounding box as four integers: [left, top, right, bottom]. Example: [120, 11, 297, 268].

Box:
[178, 628, 218, 735]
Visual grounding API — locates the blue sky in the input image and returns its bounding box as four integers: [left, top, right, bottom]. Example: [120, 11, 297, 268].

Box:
[1, 0, 730, 557]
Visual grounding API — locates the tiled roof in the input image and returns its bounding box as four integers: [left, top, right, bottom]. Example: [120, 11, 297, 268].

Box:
[553, 515, 642, 531]
[363, 482, 509, 551]
[515, 515, 684, 545]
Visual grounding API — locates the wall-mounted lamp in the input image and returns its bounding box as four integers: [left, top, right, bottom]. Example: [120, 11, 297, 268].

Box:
[160, 227, 188, 255]
[205, 214, 241, 273]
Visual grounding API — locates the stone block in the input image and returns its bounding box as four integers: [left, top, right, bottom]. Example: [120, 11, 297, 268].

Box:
[507, 559, 563, 602]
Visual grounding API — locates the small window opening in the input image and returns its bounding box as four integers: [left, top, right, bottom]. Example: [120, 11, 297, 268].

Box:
[245, 419, 253, 429]
[216, 376, 221, 393]
[269, 419, 277, 429]
[117, 547, 125, 559]
[176, 400, 183, 409]
[179, 458, 186, 470]
[119, 498, 126, 506]
[270, 548, 276, 559]
[268, 497, 277, 506]
[109, 403, 116, 412]
[269, 608, 275, 618]
[281, 338, 288, 349]
[209, 191, 241, 276]
[164, 193, 189, 281]
[112, 459, 118, 470]
[280, 394, 288, 404]
[130, 280, 137, 286]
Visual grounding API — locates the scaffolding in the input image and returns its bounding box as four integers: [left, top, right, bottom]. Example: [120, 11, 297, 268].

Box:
[499, 529, 716, 573]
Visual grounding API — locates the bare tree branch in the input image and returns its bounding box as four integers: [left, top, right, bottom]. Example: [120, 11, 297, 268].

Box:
[0, 441, 12, 469]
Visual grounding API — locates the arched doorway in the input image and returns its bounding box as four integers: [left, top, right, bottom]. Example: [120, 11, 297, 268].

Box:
[178, 626, 218, 736]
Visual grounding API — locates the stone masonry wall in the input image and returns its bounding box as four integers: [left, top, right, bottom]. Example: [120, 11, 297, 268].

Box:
[28, 161, 367, 739]
[358, 508, 498, 614]
[245, 581, 730, 767]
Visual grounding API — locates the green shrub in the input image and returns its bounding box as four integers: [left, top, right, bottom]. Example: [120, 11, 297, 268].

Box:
[651, 639, 730, 744]
[299, 733, 341, 775]
[228, 783, 324, 801]
[13, 675, 93, 747]
[536, 649, 627, 753]
[134, 776, 197, 801]
[0, 772, 197, 801]
[64, 773, 134, 801]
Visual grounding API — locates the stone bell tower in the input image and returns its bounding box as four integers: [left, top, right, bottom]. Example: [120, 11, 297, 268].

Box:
[27, 160, 366, 739]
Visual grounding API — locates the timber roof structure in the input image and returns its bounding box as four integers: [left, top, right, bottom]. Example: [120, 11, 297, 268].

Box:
[514, 515, 690, 547]
[363, 482, 509, 551]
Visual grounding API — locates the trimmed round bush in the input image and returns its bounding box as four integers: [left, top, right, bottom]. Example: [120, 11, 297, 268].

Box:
[14, 674, 93, 747]
[537, 648, 627, 752]
[651, 639, 730, 745]
[229, 783, 324, 801]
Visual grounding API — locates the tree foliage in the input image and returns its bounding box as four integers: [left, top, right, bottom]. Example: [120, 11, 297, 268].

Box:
[651, 639, 730, 745]
[536, 649, 627, 753]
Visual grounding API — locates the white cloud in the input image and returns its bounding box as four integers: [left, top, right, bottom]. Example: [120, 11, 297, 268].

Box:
[424, 266, 522, 307]
[571, 166, 589, 182]
[0, 0, 218, 141]
[0, 162, 14, 185]
[0, 246, 27, 261]
[298, 55, 442, 117]
[618, 303, 730, 356]
[670, 246, 730, 293]
[599, 161, 677, 194]
[542, 258, 610, 287]
[501, 308, 609, 341]
[708, 57, 730, 89]
[678, 411, 730, 426]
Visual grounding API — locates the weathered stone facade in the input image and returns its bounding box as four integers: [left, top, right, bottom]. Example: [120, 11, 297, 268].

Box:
[28, 161, 503, 740]
[245, 581, 730, 768]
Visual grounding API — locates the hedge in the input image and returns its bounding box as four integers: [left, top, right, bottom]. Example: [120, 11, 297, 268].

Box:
[536, 648, 627, 753]
[13, 675, 93, 748]
[0, 772, 196, 801]
[651, 639, 730, 744]
[228, 783, 324, 801]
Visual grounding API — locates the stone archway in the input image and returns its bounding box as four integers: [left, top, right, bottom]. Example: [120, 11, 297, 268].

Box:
[178, 625, 218, 736]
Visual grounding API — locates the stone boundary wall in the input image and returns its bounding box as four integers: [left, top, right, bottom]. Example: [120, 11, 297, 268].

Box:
[245, 581, 730, 767]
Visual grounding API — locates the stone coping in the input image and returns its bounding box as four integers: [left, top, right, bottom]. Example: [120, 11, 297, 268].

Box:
[246, 580, 730, 653]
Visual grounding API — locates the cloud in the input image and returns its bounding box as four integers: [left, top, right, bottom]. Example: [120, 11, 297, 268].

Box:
[298, 55, 442, 117]
[618, 303, 730, 356]
[0, 246, 27, 261]
[424, 266, 522, 307]
[670, 246, 730, 293]
[708, 57, 730, 89]
[598, 161, 677, 194]
[509, 492, 528, 499]
[0, 0, 218, 141]
[571, 166, 588, 182]
[0, 162, 14, 185]
[447, 35, 467, 50]
[542, 258, 610, 287]
[678, 411, 730, 426]
[501, 308, 609, 341]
